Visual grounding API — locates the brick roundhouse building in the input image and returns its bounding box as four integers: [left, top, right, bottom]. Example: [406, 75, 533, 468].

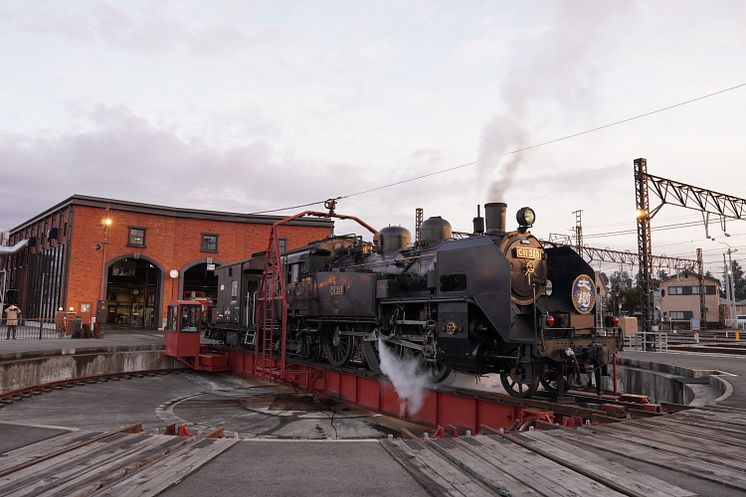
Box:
[3, 195, 332, 329]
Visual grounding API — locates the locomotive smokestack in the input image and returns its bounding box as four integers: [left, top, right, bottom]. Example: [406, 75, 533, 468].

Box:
[473, 205, 485, 234]
[484, 202, 507, 234]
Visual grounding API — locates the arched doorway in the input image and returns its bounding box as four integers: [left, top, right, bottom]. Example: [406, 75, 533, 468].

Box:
[106, 257, 161, 328]
[181, 262, 219, 304]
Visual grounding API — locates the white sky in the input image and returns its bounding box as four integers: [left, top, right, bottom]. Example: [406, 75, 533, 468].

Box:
[1, 0, 745, 279]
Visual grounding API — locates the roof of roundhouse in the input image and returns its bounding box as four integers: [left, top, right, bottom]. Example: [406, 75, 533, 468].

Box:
[11, 194, 334, 233]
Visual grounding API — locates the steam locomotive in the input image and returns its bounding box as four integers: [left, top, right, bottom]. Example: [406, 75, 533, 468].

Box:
[206, 202, 622, 398]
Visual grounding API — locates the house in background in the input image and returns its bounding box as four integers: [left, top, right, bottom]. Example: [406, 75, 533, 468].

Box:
[659, 273, 721, 329]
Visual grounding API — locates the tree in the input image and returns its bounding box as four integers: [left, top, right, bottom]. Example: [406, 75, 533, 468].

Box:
[607, 271, 637, 315]
[620, 286, 641, 315]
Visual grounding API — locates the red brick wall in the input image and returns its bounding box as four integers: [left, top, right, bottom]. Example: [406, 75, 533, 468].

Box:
[67, 205, 331, 322]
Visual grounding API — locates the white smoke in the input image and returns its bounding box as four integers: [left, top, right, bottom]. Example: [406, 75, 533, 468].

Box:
[478, 1, 638, 199]
[377, 339, 430, 416]
[478, 118, 527, 200]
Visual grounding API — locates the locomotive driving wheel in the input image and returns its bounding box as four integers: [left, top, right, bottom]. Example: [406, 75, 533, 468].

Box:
[423, 359, 453, 384]
[323, 325, 356, 368]
[301, 335, 323, 362]
[394, 344, 453, 384]
[539, 364, 574, 395]
[363, 338, 452, 383]
[500, 366, 539, 398]
[361, 338, 381, 375]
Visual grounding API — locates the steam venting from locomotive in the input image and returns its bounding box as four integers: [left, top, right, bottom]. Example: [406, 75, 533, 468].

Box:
[378, 339, 429, 416]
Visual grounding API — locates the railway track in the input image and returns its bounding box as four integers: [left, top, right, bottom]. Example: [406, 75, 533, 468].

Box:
[0, 369, 185, 408]
[0, 422, 237, 497]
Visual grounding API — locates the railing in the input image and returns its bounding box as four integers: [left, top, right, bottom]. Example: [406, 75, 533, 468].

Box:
[624, 331, 669, 352]
[624, 328, 746, 352]
[723, 319, 746, 330]
[1, 318, 61, 340]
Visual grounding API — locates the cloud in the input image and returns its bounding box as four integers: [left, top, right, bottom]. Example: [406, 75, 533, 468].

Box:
[0, 104, 362, 229]
[8, 2, 276, 57]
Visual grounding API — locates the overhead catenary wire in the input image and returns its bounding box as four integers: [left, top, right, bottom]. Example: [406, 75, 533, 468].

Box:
[248, 80, 746, 215]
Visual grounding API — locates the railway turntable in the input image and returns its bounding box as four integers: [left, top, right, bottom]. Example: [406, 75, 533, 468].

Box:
[0, 339, 744, 496]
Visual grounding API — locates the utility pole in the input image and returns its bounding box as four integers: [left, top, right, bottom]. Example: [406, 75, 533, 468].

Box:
[724, 253, 732, 323]
[573, 209, 583, 252]
[415, 208, 423, 247]
[634, 158, 655, 333]
[728, 248, 737, 325]
[697, 248, 706, 328]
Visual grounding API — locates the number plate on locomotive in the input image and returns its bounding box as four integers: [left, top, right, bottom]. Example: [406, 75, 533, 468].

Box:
[514, 247, 541, 259]
[329, 285, 345, 295]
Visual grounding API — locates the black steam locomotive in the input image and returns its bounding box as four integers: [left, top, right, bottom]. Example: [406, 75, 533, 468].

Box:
[206, 202, 622, 398]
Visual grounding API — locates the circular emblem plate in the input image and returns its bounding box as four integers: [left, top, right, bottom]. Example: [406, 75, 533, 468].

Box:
[571, 274, 596, 314]
[445, 321, 458, 335]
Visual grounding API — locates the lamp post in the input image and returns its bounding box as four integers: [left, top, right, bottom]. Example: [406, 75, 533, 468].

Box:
[98, 211, 112, 300]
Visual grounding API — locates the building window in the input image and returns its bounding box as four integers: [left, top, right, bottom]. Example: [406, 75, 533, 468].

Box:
[128, 227, 146, 247]
[279, 238, 287, 255]
[668, 286, 685, 295]
[670, 311, 693, 320]
[689, 285, 717, 295]
[201, 233, 218, 252]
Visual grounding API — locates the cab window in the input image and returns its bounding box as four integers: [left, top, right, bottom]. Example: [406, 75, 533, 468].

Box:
[180, 305, 200, 332]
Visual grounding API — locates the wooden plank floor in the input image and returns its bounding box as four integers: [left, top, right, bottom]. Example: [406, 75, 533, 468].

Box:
[0, 430, 237, 496]
[384, 406, 746, 496]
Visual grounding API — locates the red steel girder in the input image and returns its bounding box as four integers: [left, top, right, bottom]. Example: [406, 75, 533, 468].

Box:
[225, 350, 617, 434]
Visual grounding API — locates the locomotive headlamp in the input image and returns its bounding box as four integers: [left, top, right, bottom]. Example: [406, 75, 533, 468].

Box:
[516, 207, 535, 228]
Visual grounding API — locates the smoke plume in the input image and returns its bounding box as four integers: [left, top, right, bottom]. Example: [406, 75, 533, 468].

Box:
[377, 339, 430, 416]
[478, 2, 636, 200]
[478, 118, 527, 200]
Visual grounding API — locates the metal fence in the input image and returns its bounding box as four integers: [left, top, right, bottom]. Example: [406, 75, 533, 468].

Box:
[723, 319, 746, 330]
[0, 319, 61, 340]
[624, 331, 669, 352]
[624, 327, 746, 352]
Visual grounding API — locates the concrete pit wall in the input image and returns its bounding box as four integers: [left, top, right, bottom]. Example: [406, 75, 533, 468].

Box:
[0, 345, 179, 394]
[606, 359, 732, 406]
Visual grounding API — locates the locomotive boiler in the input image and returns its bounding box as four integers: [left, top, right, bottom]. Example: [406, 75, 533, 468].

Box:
[207, 202, 622, 398]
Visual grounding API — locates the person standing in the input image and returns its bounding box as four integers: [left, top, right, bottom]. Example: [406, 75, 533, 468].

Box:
[4, 304, 21, 340]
